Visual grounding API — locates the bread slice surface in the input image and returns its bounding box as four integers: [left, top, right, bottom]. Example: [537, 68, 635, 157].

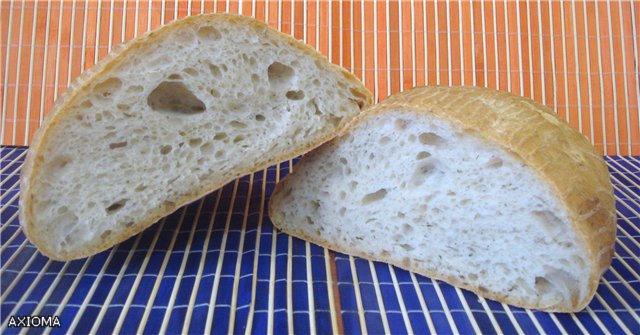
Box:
[269, 86, 615, 312]
[19, 13, 372, 260]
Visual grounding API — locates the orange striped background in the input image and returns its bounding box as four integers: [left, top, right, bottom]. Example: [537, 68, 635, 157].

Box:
[1, 0, 638, 155]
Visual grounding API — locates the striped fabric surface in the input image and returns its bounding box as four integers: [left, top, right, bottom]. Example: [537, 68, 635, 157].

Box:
[1, 147, 639, 334]
[1, 0, 639, 153]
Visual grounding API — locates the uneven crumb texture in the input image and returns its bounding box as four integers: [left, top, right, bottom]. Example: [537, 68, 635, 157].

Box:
[271, 111, 590, 310]
[27, 16, 369, 258]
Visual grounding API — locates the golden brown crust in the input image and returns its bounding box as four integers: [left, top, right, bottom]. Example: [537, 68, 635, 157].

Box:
[269, 86, 616, 312]
[19, 13, 372, 261]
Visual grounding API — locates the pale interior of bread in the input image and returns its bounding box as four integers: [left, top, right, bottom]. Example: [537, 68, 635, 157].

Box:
[29, 18, 368, 256]
[272, 110, 590, 309]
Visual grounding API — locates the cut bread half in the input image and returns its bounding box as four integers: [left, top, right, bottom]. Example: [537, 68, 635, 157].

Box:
[269, 86, 616, 312]
[19, 14, 372, 260]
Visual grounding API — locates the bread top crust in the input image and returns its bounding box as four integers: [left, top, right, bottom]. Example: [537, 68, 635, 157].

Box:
[337, 86, 615, 310]
[19, 13, 372, 260]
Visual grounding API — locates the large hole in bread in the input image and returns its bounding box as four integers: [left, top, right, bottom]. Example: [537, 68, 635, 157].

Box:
[230, 121, 247, 129]
[349, 88, 368, 109]
[209, 88, 220, 98]
[419, 132, 443, 145]
[109, 141, 128, 149]
[147, 81, 206, 115]
[183, 67, 198, 76]
[412, 161, 437, 186]
[362, 188, 388, 204]
[286, 90, 305, 100]
[328, 115, 343, 128]
[189, 138, 202, 147]
[534, 275, 559, 302]
[197, 26, 221, 41]
[416, 151, 431, 160]
[209, 64, 222, 77]
[100, 229, 113, 240]
[267, 62, 295, 88]
[106, 199, 128, 214]
[395, 119, 408, 130]
[309, 99, 322, 116]
[486, 157, 503, 168]
[50, 155, 72, 171]
[160, 145, 172, 155]
[213, 132, 227, 140]
[94, 77, 122, 99]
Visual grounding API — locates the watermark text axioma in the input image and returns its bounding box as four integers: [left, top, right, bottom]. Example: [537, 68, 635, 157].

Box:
[7, 315, 62, 328]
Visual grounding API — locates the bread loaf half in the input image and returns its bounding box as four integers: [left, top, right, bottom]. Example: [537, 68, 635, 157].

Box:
[19, 14, 372, 260]
[269, 86, 616, 312]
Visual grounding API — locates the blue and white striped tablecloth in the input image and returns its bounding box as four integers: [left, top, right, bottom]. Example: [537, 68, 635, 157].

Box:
[1, 146, 639, 334]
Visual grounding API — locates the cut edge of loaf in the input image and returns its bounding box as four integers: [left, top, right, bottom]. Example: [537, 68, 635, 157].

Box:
[269, 86, 616, 312]
[19, 13, 373, 261]
[376, 86, 616, 312]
